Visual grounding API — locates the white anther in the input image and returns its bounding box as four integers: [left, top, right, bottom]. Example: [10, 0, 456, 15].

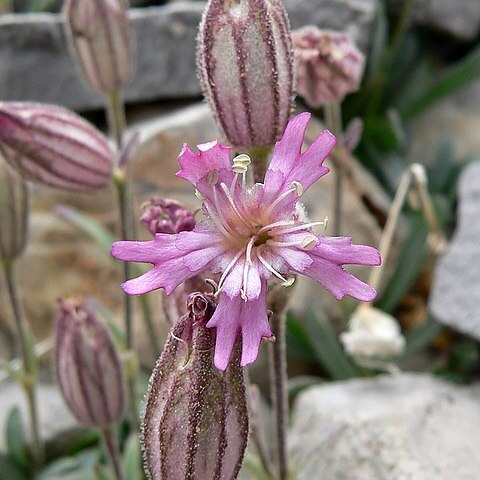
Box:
[282, 277, 296, 287]
[194, 189, 205, 201]
[206, 169, 219, 186]
[301, 235, 317, 250]
[232, 154, 251, 174]
[323, 216, 329, 230]
[291, 181, 304, 196]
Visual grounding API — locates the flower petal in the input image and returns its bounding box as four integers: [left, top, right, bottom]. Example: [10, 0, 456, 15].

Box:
[207, 285, 271, 370]
[303, 257, 377, 301]
[111, 235, 178, 264]
[263, 112, 336, 209]
[176, 141, 232, 188]
[311, 237, 381, 266]
[222, 258, 263, 300]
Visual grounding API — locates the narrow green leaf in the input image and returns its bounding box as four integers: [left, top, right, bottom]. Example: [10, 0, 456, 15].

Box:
[377, 213, 428, 313]
[55, 206, 115, 255]
[5, 407, 31, 470]
[0, 453, 28, 480]
[402, 44, 480, 118]
[306, 310, 359, 380]
[365, 1, 389, 82]
[286, 314, 316, 362]
[123, 434, 141, 480]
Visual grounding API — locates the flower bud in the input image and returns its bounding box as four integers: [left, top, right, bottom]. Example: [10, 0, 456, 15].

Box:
[292, 26, 365, 107]
[63, 0, 134, 93]
[198, 0, 294, 149]
[0, 102, 115, 191]
[0, 160, 29, 261]
[143, 293, 248, 480]
[340, 305, 405, 360]
[55, 298, 126, 427]
[140, 197, 196, 236]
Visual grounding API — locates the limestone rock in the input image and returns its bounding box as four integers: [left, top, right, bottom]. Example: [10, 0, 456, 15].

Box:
[290, 373, 480, 480]
[388, 0, 480, 41]
[0, 1, 376, 110]
[429, 161, 480, 339]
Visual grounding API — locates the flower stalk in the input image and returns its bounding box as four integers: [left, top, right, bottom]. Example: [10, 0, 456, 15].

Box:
[2, 259, 43, 467]
[101, 426, 125, 480]
[324, 101, 344, 236]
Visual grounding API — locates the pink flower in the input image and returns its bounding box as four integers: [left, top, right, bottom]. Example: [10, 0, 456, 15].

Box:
[111, 113, 380, 370]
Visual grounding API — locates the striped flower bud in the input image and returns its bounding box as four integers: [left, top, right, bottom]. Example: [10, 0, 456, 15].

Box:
[292, 26, 365, 107]
[143, 293, 248, 480]
[64, 0, 134, 93]
[55, 298, 126, 428]
[198, 0, 294, 149]
[0, 160, 29, 261]
[0, 102, 115, 191]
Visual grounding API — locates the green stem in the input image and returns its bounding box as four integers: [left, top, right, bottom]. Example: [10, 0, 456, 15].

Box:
[139, 294, 161, 357]
[268, 287, 291, 480]
[100, 426, 125, 480]
[324, 102, 344, 236]
[106, 90, 127, 154]
[249, 146, 273, 183]
[2, 260, 43, 467]
[113, 170, 140, 433]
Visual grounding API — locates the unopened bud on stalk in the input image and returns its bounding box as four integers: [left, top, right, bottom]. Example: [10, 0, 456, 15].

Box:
[198, 0, 294, 149]
[140, 197, 196, 236]
[55, 298, 126, 427]
[143, 293, 248, 480]
[0, 102, 115, 191]
[0, 161, 29, 261]
[292, 26, 365, 107]
[64, 0, 133, 93]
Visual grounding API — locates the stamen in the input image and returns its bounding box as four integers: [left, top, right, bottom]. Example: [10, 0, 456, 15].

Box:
[213, 185, 240, 237]
[195, 189, 206, 201]
[273, 218, 328, 235]
[257, 249, 295, 287]
[204, 202, 237, 242]
[265, 181, 304, 216]
[232, 154, 251, 174]
[206, 169, 219, 186]
[241, 235, 258, 302]
[216, 247, 246, 294]
[267, 234, 318, 250]
[257, 219, 295, 235]
[220, 182, 254, 232]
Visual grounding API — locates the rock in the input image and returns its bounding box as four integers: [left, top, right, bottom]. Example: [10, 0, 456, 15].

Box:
[0, 379, 78, 450]
[0, 1, 376, 110]
[284, 0, 377, 51]
[429, 161, 480, 339]
[290, 373, 480, 480]
[388, 0, 480, 42]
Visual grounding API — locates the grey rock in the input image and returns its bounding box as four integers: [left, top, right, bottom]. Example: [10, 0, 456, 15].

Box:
[290, 373, 480, 480]
[388, 0, 480, 41]
[284, 0, 377, 51]
[0, 0, 376, 110]
[430, 161, 480, 339]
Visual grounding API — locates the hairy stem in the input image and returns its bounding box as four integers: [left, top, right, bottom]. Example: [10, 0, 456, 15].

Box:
[324, 102, 344, 236]
[2, 259, 43, 467]
[101, 426, 125, 480]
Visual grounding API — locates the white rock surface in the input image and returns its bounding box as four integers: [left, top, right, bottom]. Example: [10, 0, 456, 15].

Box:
[429, 161, 480, 339]
[290, 373, 480, 480]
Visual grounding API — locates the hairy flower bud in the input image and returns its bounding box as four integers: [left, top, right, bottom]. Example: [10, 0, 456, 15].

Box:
[143, 293, 248, 480]
[0, 102, 115, 191]
[0, 160, 29, 261]
[292, 26, 365, 107]
[55, 298, 126, 427]
[64, 0, 134, 93]
[198, 0, 294, 149]
[140, 197, 196, 236]
[340, 305, 405, 360]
